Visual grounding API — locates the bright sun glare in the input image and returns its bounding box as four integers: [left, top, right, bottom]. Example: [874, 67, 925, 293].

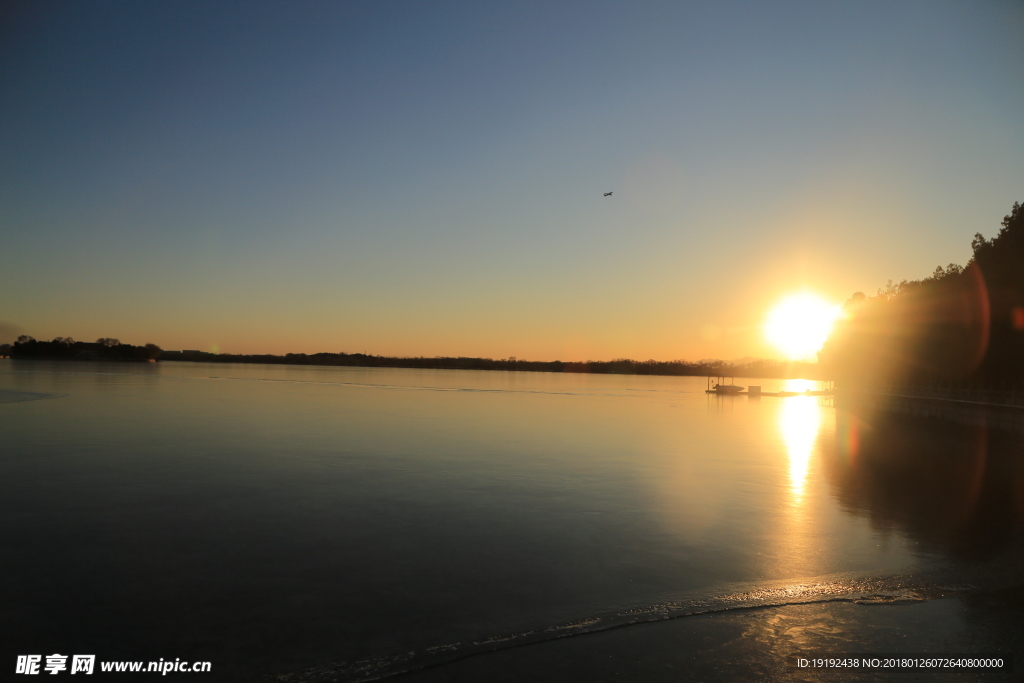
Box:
[764, 293, 842, 361]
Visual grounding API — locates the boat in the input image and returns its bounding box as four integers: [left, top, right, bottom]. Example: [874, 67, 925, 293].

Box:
[705, 375, 745, 394]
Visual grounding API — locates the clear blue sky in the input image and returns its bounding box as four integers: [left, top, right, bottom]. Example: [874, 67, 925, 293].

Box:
[2, 0, 1022, 360]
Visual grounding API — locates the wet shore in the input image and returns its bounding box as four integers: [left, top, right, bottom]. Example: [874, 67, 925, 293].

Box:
[388, 588, 1023, 683]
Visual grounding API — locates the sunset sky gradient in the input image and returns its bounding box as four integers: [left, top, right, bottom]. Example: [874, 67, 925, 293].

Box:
[2, 1, 1023, 360]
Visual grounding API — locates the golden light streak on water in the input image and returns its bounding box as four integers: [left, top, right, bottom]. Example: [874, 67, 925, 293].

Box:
[779, 395, 821, 502]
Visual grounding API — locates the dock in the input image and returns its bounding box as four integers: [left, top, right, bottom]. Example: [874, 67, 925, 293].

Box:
[705, 375, 835, 397]
[704, 389, 834, 397]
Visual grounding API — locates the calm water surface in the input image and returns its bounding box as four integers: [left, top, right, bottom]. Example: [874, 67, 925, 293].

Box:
[2, 361, 1022, 680]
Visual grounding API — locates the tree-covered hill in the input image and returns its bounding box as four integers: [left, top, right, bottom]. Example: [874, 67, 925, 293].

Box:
[820, 201, 1024, 387]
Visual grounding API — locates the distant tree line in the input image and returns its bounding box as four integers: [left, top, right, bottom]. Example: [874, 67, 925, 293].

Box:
[1, 334, 821, 378]
[820, 200, 1024, 388]
[159, 349, 821, 379]
[5, 336, 162, 361]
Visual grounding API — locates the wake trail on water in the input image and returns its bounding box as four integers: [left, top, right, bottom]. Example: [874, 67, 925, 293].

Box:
[0, 389, 68, 404]
[188, 374, 704, 399]
[261, 569, 1006, 683]
[1, 368, 708, 399]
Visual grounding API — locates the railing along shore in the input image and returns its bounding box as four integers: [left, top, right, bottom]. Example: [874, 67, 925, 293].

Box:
[839, 385, 1024, 432]
[868, 384, 1024, 409]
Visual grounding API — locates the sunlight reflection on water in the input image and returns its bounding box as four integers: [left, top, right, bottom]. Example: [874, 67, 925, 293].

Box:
[780, 396, 821, 502]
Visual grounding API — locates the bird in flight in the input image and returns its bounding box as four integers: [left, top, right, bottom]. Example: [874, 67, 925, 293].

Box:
[603, 192, 613, 197]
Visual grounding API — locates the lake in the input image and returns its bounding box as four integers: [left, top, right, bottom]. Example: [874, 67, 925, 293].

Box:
[2, 361, 1022, 681]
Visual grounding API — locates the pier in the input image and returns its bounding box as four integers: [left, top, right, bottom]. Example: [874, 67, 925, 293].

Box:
[705, 375, 835, 397]
[705, 388, 835, 397]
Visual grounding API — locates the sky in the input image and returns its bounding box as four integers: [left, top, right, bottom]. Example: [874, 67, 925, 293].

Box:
[2, 0, 1023, 361]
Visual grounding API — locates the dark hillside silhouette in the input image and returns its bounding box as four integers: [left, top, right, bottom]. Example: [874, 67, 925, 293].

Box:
[820, 201, 1024, 389]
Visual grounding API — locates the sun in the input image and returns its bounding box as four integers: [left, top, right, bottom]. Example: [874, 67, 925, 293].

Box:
[764, 293, 842, 361]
